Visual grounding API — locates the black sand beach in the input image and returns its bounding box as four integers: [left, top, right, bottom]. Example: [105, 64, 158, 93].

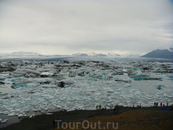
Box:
[0, 106, 173, 130]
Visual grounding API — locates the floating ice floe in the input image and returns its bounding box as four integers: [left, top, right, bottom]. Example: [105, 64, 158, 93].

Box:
[40, 72, 53, 77]
[114, 73, 131, 83]
[130, 75, 162, 81]
[0, 118, 8, 123]
[125, 84, 132, 87]
[156, 84, 164, 90]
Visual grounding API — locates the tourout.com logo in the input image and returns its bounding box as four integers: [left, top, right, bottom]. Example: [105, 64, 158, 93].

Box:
[56, 120, 118, 129]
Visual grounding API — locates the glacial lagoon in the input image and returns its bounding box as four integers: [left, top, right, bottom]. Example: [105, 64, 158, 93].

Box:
[0, 57, 173, 127]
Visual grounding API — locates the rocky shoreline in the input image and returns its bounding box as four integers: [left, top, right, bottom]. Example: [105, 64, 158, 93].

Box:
[0, 106, 172, 130]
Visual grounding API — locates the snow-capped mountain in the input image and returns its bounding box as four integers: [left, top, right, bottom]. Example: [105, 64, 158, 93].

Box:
[125, 54, 141, 57]
[142, 48, 173, 59]
[72, 52, 107, 57]
[93, 53, 107, 56]
[87, 52, 99, 56]
[168, 48, 173, 52]
[107, 53, 121, 57]
[72, 52, 121, 57]
[72, 53, 88, 56]
[11, 52, 42, 56]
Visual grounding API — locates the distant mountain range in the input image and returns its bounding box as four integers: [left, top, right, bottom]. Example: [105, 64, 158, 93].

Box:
[142, 48, 173, 59]
[107, 53, 121, 57]
[4, 49, 173, 60]
[72, 52, 120, 57]
[9, 52, 140, 57]
[6, 52, 121, 57]
[8, 48, 173, 59]
[11, 52, 42, 56]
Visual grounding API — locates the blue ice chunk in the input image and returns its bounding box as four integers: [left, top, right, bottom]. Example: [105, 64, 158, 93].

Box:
[125, 84, 132, 87]
[107, 91, 114, 93]
[116, 88, 123, 92]
[11, 83, 27, 89]
[131, 77, 161, 81]
[156, 84, 164, 90]
[88, 78, 94, 81]
[169, 76, 173, 80]
[102, 72, 108, 75]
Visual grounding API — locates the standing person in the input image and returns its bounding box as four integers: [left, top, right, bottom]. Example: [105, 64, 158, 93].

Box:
[113, 106, 116, 114]
[99, 105, 102, 110]
[160, 102, 162, 107]
[166, 102, 168, 107]
[156, 102, 158, 107]
[116, 105, 119, 113]
[162, 105, 166, 111]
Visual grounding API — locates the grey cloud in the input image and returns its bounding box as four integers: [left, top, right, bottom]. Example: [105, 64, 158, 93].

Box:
[0, 0, 173, 55]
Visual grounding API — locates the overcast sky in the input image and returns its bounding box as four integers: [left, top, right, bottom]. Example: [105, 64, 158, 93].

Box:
[0, 0, 173, 55]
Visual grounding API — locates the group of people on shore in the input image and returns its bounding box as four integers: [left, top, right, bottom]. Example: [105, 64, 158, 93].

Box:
[96, 102, 173, 112]
[52, 102, 173, 127]
[154, 102, 169, 107]
[96, 105, 102, 110]
[154, 102, 173, 111]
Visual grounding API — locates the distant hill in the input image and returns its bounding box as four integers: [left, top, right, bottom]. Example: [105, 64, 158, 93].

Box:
[142, 49, 173, 59]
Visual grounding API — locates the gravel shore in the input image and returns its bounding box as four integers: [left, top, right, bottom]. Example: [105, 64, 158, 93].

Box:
[0, 106, 172, 130]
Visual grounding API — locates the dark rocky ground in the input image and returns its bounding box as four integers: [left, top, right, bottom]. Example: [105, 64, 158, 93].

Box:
[0, 106, 173, 130]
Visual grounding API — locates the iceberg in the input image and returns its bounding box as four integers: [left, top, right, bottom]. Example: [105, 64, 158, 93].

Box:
[125, 84, 132, 87]
[156, 84, 164, 90]
[130, 75, 162, 81]
[11, 83, 27, 89]
[114, 73, 131, 83]
[40, 72, 53, 77]
[68, 71, 76, 77]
